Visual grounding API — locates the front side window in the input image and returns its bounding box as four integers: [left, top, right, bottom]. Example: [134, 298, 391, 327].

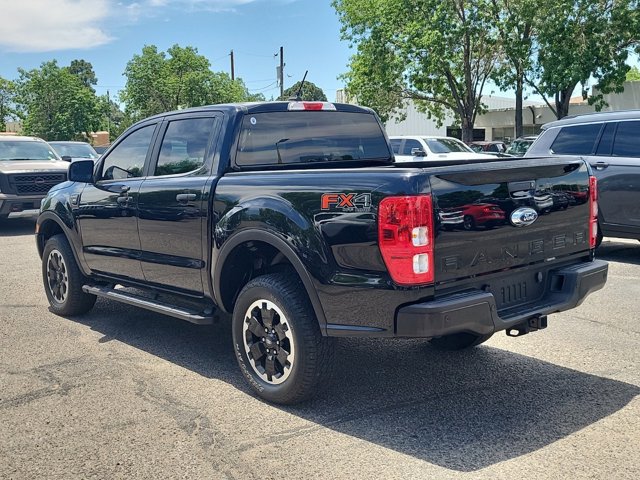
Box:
[401, 139, 423, 155]
[551, 124, 602, 155]
[155, 118, 214, 176]
[100, 125, 156, 180]
[612, 121, 640, 157]
[235, 111, 391, 166]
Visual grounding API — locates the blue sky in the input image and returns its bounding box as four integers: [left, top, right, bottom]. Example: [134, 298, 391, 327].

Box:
[0, 0, 351, 101]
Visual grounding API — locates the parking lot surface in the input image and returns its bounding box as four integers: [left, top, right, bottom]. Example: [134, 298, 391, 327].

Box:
[1, 215, 638, 479]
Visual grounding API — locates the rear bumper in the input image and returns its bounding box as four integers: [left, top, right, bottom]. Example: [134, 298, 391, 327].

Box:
[396, 259, 608, 338]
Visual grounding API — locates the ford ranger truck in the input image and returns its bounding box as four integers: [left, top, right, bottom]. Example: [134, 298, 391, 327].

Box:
[35, 101, 608, 404]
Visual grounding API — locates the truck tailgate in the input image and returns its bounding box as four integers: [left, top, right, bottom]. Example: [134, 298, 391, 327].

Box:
[428, 157, 592, 288]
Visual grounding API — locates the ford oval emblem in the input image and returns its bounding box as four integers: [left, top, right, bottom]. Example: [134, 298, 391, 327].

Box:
[510, 207, 538, 227]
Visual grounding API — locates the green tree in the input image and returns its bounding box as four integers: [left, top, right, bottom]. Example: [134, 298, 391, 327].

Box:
[490, 0, 536, 138]
[278, 81, 327, 101]
[627, 65, 640, 81]
[67, 59, 98, 92]
[0, 76, 18, 131]
[334, 0, 498, 142]
[121, 44, 256, 121]
[97, 95, 129, 141]
[526, 0, 639, 119]
[16, 60, 101, 140]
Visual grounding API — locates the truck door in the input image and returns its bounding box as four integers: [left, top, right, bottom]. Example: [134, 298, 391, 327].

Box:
[77, 123, 158, 281]
[137, 114, 221, 294]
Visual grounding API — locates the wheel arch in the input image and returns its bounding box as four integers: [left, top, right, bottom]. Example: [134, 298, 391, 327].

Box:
[36, 212, 88, 276]
[213, 229, 328, 334]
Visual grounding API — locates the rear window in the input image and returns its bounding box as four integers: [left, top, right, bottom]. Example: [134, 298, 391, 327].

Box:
[235, 111, 391, 167]
[424, 138, 471, 153]
[551, 124, 602, 155]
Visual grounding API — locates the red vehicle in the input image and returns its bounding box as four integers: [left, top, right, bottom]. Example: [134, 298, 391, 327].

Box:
[461, 203, 506, 230]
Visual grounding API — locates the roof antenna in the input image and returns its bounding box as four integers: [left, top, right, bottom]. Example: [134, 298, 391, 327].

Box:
[288, 70, 308, 101]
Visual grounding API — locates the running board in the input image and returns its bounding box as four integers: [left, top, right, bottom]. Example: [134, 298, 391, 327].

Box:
[82, 285, 214, 325]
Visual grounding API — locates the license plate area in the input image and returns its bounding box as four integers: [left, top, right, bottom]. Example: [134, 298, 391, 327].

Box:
[491, 271, 546, 311]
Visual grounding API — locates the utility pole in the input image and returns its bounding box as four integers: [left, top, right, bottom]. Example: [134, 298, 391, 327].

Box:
[106, 89, 111, 140]
[279, 46, 284, 98]
[230, 50, 235, 80]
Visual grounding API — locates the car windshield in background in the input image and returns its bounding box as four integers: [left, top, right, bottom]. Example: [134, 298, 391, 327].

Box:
[424, 138, 472, 153]
[0, 141, 59, 161]
[507, 139, 533, 155]
[49, 142, 99, 159]
[235, 111, 391, 166]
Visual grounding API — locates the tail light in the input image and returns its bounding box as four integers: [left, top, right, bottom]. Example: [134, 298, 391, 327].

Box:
[589, 176, 598, 248]
[378, 195, 434, 286]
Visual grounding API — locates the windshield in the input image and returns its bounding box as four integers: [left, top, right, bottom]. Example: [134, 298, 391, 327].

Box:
[0, 141, 60, 161]
[236, 111, 391, 166]
[50, 142, 98, 159]
[424, 138, 473, 153]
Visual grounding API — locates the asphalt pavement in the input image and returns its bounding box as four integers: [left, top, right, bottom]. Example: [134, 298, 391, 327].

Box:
[0, 214, 638, 479]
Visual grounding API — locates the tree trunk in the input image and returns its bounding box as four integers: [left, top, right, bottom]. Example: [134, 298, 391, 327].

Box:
[461, 117, 474, 143]
[554, 86, 575, 119]
[515, 70, 524, 138]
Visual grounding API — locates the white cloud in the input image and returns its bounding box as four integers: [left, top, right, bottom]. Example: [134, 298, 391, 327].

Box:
[0, 0, 113, 53]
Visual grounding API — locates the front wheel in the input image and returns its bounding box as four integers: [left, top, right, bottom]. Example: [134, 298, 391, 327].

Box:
[429, 332, 493, 351]
[42, 234, 96, 316]
[232, 272, 334, 404]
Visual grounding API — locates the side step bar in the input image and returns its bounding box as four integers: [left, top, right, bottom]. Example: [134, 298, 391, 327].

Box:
[82, 285, 214, 325]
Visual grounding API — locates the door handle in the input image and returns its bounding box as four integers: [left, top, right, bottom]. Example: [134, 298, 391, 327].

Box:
[176, 193, 197, 203]
[594, 162, 609, 170]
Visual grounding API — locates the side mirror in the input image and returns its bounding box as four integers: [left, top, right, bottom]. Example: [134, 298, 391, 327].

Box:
[61, 155, 73, 162]
[411, 148, 427, 157]
[68, 160, 95, 183]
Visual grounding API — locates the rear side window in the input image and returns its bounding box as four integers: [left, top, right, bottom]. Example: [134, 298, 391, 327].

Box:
[550, 124, 602, 155]
[612, 121, 640, 157]
[155, 117, 214, 176]
[389, 138, 402, 154]
[235, 111, 391, 166]
[596, 122, 616, 156]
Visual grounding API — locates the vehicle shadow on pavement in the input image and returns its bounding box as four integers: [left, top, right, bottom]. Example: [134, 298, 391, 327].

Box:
[0, 216, 37, 237]
[69, 301, 639, 473]
[597, 239, 640, 265]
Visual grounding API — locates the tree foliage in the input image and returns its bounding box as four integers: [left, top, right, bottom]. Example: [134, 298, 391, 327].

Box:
[67, 59, 98, 92]
[278, 81, 327, 101]
[15, 60, 101, 140]
[0, 76, 18, 132]
[334, 0, 498, 142]
[121, 44, 257, 121]
[625, 65, 640, 81]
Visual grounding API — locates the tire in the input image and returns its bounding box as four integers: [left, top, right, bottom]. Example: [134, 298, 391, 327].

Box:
[232, 271, 335, 404]
[429, 332, 493, 351]
[42, 234, 96, 316]
[595, 224, 603, 248]
[463, 215, 476, 231]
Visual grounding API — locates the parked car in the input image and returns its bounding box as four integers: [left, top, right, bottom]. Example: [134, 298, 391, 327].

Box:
[469, 141, 508, 154]
[49, 141, 100, 162]
[0, 135, 68, 219]
[36, 101, 607, 404]
[93, 145, 110, 155]
[506, 136, 538, 156]
[389, 135, 496, 162]
[460, 202, 506, 230]
[525, 110, 640, 245]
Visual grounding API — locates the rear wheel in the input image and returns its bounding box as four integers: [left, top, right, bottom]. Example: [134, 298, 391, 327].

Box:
[430, 332, 493, 351]
[463, 215, 476, 231]
[42, 234, 96, 316]
[232, 271, 334, 404]
[596, 224, 603, 248]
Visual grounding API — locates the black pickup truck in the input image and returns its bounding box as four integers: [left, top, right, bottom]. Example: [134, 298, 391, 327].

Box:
[36, 101, 608, 404]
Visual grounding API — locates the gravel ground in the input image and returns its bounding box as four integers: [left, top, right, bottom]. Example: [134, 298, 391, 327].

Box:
[0, 214, 638, 479]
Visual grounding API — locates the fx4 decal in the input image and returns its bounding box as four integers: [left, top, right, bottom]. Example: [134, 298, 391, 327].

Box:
[321, 193, 372, 212]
